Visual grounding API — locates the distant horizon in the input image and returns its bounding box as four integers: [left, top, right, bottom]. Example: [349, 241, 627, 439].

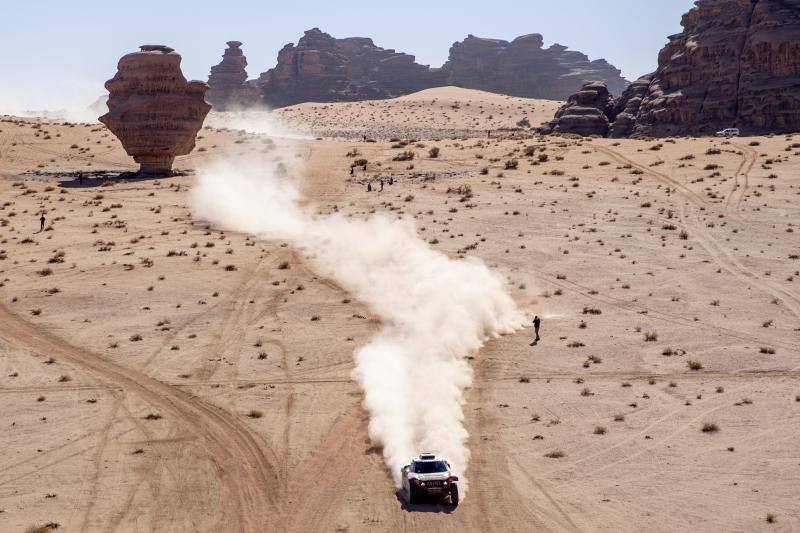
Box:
[1, 0, 694, 112]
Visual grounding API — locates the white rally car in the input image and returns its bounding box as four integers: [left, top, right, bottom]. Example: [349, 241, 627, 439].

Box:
[401, 453, 460, 506]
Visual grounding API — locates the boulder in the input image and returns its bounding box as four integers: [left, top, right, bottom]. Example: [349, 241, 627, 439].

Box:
[540, 81, 616, 136]
[608, 74, 653, 138]
[99, 45, 211, 175]
[206, 41, 261, 110]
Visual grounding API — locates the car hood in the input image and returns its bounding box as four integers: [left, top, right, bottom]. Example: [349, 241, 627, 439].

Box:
[409, 472, 454, 481]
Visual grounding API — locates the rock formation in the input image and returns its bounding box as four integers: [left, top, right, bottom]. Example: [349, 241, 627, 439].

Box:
[442, 34, 628, 100]
[244, 29, 628, 107]
[336, 37, 449, 98]
[608, 74, 653, 138]
[543, 0, 800, 137]
[206, 41, 261, 110]
[258, 29, 354, 106]
[630, 0, 800, 136]
[100, 45, 211, 175]
[539, 81, 616, 136]
[257, 28, 446, 107]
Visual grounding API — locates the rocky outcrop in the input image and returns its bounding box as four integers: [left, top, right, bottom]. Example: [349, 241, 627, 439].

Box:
[620, 0, 800, 136]
[257, 28, 447, 107]
[542, 0, 800, 137]
[100, 45, 211, 175]
[608, 74, 653, 138]
[259, 29, 352, 107]
[540, 81, 616, 136]
[336, 37, 449, 98]
[442, 34, 628, 100]
[206, 41, 260, 110]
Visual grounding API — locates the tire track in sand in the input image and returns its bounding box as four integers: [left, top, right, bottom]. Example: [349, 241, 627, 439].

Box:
[726, 141, 757, 214]
[597, 145, 800, 321]
[0, 303, 282, 533]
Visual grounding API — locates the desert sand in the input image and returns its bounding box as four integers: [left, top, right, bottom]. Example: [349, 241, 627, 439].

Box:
[0, 87, 798, 532]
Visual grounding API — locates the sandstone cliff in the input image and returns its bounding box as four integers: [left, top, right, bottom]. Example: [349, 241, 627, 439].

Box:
[253, 28, 627, 107]
[258, 28, 446, 107]
[623, 0, 800, 136]
[543, 0, 800, 137]
[442, 34, 628, 100]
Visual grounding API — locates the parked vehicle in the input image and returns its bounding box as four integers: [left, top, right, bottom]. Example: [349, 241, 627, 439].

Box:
[715, 128, 740, 137]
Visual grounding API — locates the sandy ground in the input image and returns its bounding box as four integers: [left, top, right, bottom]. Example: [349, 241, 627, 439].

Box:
[0, 87, 799, 532]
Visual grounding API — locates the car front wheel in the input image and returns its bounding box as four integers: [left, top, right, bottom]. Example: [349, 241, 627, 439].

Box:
[408, 485, 418, 505]
[449, 484, 459, 506]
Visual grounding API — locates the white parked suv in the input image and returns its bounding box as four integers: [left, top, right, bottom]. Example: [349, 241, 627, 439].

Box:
[715, 128, 740, 137]
[401, 453, 460, 505]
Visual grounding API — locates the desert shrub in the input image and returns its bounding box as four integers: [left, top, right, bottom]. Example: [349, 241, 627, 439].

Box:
[687, 360, 703, 370]
[392, 150, 415, 162]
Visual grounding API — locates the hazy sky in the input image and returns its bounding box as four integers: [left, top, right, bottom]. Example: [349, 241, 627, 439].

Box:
[1, 0, 694, 111]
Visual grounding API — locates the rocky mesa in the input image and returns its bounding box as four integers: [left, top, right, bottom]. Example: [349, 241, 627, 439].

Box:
[257, 28, 447, 107]
[252, 28, 627, 107]
[442, 33, 628, 101]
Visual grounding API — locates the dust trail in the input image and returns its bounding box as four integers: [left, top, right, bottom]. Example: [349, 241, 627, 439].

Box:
[192, 152, 524, 494]
[205, 110, 314, 140]
[0, 81, 106, 123]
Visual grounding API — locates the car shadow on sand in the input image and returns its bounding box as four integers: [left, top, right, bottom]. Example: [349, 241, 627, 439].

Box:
[395, 490, 457, 514]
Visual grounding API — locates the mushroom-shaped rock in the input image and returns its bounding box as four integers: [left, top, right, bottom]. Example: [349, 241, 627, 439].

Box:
[99, 45, 211, 175]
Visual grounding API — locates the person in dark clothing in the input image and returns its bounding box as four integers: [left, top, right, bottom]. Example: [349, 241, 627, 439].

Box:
[39, 213, 45, 232]
[367, 182, 372, 192]
[529, 315, 541, 346]
[380, 179, 384, 191]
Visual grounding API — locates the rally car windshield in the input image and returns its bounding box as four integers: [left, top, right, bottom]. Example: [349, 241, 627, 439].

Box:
[414, 461, 448, 474]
